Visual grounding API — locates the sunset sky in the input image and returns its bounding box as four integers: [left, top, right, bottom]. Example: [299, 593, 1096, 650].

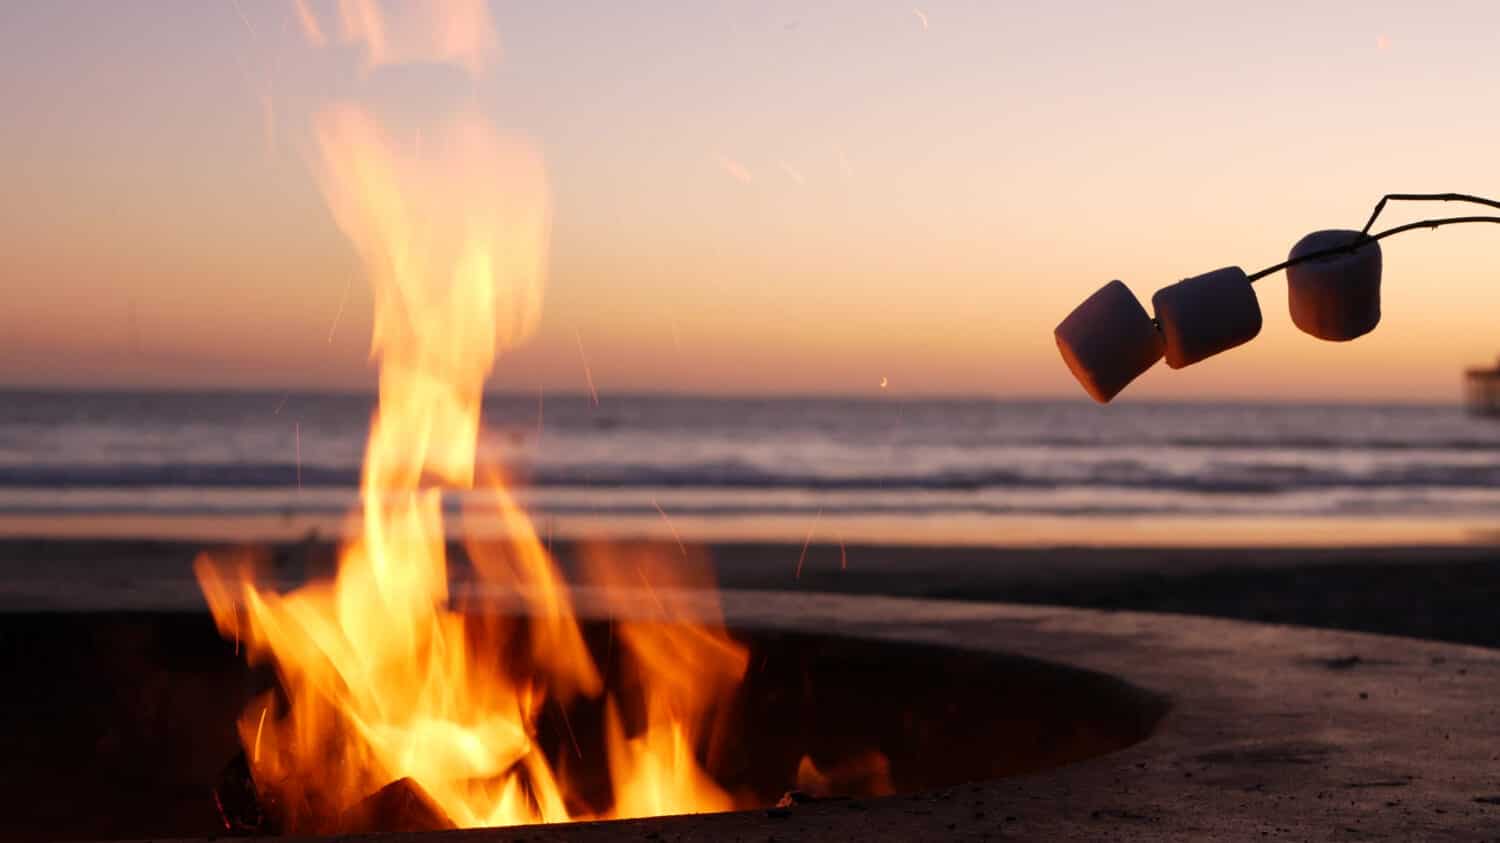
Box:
[2, 1, 1499, 401]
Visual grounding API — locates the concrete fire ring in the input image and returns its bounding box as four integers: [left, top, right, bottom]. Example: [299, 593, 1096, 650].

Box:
[215, 590, 1500, 842]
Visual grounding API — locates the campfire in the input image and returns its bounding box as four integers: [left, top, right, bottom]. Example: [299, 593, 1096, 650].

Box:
[0, 601, 1166, 840]
[56, 4, 1176, 837]
[188, 0, 820, 832]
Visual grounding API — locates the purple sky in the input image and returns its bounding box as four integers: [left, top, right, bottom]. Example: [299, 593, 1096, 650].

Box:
[3, 0, 1499, 399]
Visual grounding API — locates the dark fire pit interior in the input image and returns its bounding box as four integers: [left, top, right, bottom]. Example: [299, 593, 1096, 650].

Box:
[0, 610, 1167, 841]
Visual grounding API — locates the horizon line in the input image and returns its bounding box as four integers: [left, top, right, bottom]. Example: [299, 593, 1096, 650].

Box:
[0, 384, 1465, 408]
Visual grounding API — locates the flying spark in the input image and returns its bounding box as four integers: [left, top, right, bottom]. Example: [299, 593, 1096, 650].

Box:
[573, 328, 600, 406]
[228, 0, 257, 40]
[778, 160, 806, 185]
[794, 509, 823, 581]
[880, 376, 889, 390]
[327, 272, 352, 343]
[636, 566, 669, 618]
[253, 705, 268, 764]
[912, 8, 929, 31]
[292, 0, 327, 46]
[715, 153, 753, 184]
[227, 37, 276, 159]
[1376, 34, 1391, 50]
[554, 697, 584, 760]
[652, 497, 688, 560]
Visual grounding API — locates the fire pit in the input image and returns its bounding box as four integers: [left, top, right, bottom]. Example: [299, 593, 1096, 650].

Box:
[0, 590, 1165, 841]
[2, 584, 1497, 841]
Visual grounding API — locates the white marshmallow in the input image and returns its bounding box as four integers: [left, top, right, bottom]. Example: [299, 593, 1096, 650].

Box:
[1151, 266, 1261, 369]
[1054, 280, 1163, 403]
[1286, 229, 1382, 342]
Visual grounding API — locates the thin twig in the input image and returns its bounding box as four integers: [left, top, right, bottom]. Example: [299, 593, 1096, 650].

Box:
[1248, 215, 1500, 284]
[1358, 193, 1500, 237]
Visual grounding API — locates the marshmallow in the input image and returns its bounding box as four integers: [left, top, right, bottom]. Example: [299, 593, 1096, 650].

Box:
[1054, 280, 1164, 403]
[1151, 266, 1261, 369]
[1286, 229, 1382, 341]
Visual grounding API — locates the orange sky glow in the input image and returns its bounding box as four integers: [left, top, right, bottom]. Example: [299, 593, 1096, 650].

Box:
[2, 1, 1499, 401]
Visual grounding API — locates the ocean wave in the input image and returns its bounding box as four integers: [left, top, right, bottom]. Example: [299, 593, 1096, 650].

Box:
[1, 497, 1496, 519]
[5, 458, 1500, 494]
[1017, 435, 1500, 452]
[0, 463, 359, 489]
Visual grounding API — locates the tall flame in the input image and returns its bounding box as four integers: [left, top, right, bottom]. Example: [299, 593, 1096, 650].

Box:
[196, 1, 748, 831]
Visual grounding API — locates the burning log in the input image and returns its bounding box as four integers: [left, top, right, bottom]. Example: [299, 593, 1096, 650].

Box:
[214, 753, 455, 836]
[775, 789, 819, 809]
[795, 751, 894, 800]
[773, 751, 895, 811]
[211, 751, 279, 836]
[336, 777, 456, 834]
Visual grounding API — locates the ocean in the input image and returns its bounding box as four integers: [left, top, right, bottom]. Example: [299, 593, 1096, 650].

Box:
[2, 390, 1499, 546]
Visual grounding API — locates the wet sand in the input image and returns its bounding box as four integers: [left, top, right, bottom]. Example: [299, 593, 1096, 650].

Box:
[3, 537, 1499, 648]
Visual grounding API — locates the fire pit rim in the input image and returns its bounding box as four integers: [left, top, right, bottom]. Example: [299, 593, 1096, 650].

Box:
[254, 592, 1500, 842]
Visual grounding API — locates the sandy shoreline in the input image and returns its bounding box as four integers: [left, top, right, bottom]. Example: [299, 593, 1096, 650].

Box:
[2, 537, 1499, 648]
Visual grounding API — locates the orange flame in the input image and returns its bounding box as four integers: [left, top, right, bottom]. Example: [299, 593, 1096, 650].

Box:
[796, 751, 895, 799]
[578, 543, 748, 819]
[195, 2, 752, 832]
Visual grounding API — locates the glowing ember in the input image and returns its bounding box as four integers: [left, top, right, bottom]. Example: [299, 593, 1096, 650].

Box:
[195, 1, 758, 832]
[796, 751, 895, 799]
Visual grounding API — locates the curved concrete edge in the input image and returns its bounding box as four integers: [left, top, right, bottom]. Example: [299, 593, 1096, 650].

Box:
[181, 592, 1500, 841]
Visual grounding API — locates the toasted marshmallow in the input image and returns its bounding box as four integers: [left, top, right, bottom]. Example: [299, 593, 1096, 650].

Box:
[1152, 266, 1261, 369]
[1054, 280, 1164, 403]
[1286, 229, 1382, 342]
